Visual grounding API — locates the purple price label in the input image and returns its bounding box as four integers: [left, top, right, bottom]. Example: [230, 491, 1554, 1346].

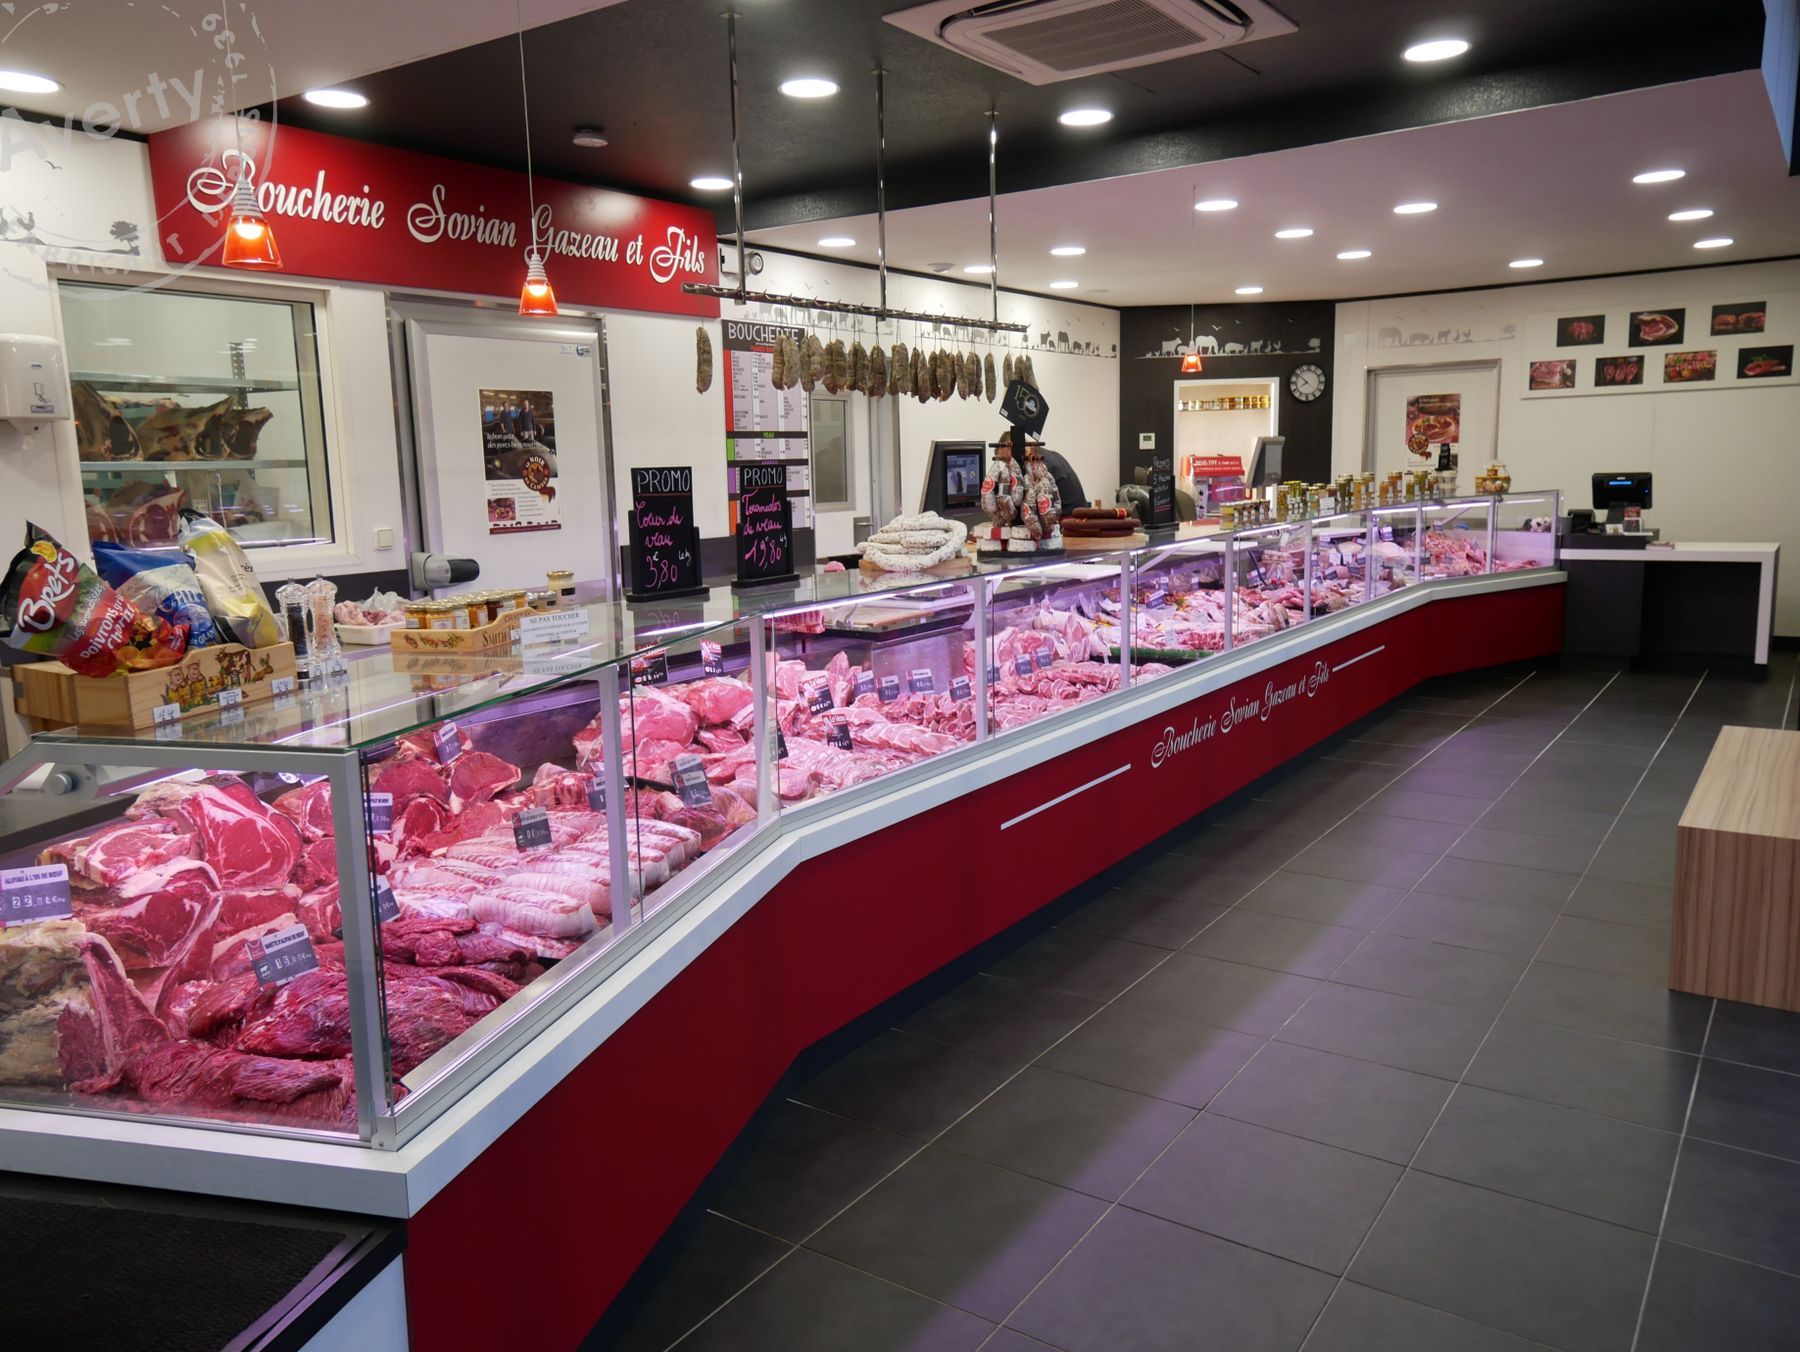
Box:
[806, 680, 833, 713]
[776, 725, 789, 759]
[702, 643, 724, 676]
[513, 808, 553, 852]
[368, 792, 394, 835]
[877, 674, 900, 703]
[672, 753, 713, 809]
[585, 777, 606, 812]
[907, 668, 935, 694]
[988, 663, 1000, 685]
[950, 675, 972, 701]
[374, 879, 401, 924]
[854, 671, 875, 698]
[1014, 653, 1034, 678]
[435, 722, 461, 763]
[1, 863, 72, 926]
[250, 924, 319, 987]
[1034, 647, 1054, 670]
[827, 717, 853, 750]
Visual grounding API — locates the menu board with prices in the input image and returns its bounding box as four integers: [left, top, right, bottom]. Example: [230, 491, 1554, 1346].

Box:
[1145, 453, 1177, 528]
[626, 467, 706, 602]
[1, 864, 72, 926]
[250, 924, 320, 988]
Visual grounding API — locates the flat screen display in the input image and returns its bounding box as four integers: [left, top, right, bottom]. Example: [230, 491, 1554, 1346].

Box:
[944, 450, 983, 508]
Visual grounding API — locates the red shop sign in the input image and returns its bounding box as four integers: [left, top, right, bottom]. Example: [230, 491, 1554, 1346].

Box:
[146, 119, 719, 318]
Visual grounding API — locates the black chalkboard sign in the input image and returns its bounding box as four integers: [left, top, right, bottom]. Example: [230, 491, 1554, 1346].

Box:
[1145, 453, 1177, 530]
[626, 466, 707, 602]
[733, 461, 799, 588]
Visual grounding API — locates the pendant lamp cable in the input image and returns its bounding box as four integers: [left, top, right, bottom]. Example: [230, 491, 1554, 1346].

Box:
[517, 1, 539, 249]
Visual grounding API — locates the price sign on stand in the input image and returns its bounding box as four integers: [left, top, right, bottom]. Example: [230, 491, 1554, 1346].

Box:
[671, 754, 713, 809]
[907, 668, 935, 694]
[701, 640, 724, 676]
[1145, 452, 1177, 529]
[826, 715, 853, 750]
[775, 725, 789, 759]
[627, 467, 707, 602]
[368, 792, 394, 835]
[435, 721, 462, 763]
[1014, 653, 1035, 678]
[1, 864, 72, 926]
[950, 675, 973, 701]
[877, 674, 900, 703]
[513, 807, 553, 851]
[805, 680, 833, 714]
[517, 608, 592, 647]
[854, 671, 875, 699]
[374, 879, 401, 925]
[733, 460, 798, 588]
[250, 924, 320, 987]
[1034, 647, 1055, 671]
[988, 663, 1000, 686]
[631, 650, 669, 686]
[585, 776, 606, 812]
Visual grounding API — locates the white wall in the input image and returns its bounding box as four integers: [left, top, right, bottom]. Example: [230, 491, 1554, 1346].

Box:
[1334, 259, 1800, 631]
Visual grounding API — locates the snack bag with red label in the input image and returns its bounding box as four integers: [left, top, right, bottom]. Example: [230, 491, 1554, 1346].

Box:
[0, 524, 187, 677]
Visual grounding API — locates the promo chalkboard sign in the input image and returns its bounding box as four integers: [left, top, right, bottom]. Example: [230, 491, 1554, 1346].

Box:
[626, 466, 708, 603]
[733, 460, 799, 588]
[1145, 453, 1177, 531]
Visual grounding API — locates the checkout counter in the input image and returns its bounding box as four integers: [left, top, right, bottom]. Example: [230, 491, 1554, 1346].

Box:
[1561, 473, 1779, 668]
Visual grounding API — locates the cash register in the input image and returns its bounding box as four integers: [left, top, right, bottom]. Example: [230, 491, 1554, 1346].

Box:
[1566, 472, 1656, 547]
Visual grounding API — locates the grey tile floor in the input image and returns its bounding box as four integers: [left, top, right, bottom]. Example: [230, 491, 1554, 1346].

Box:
[604, 658, 1800, 1352]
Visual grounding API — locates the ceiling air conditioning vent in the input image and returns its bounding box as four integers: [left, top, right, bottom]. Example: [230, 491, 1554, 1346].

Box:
[886, 0, 1296, 85]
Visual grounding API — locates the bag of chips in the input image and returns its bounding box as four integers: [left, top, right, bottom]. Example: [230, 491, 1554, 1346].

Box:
[177, 509, 281, 648]
[93, 540, 222, 648]
[0, 524, 187, 677]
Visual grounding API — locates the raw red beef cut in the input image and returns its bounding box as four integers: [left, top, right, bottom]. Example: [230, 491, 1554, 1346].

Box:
[371, 757, 449, 807]
[448, 750, 520, 810]
[297, 885, 342, 940]
[42, 817, 195, 886]
[168, 784, 300, 887]
[672, 678, 754, 727]
[527, 763, 591, 809]
[232, 966, 476, 1075]
[71, 857, 220, 970]
[217, 887, 300, 933]
[292, 837, 340, 890]
[273, 779, 334, 839]
[392, 796, 449, 855]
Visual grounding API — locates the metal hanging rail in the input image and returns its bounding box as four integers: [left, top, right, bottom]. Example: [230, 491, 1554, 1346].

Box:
[682, 21, 1028, 335]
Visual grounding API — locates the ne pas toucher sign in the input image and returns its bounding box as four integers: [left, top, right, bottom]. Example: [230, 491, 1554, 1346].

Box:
[146, 120, 719, 318]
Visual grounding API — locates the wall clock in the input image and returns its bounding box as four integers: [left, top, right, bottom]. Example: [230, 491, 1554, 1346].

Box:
[1289, 363, 1327, 402]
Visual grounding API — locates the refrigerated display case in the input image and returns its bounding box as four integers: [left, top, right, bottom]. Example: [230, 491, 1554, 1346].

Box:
[0, 491, 1560, 1153]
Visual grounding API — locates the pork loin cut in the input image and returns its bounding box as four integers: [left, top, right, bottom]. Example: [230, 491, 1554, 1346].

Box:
[468, 886, 598, 941]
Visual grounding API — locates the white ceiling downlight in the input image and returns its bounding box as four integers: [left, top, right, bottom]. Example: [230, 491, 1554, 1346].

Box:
[0, 69, 61, 94]
[571, 127, 609, 148]
[690, 176, 734, 191]
[302, 88, 368, 109]
[886, 0, 1298, 86]
[1058, 108, 1113, 126]
[1694, 237, 1733, 249]
[1394, 201, 1438, 214]
[1403, 38, 1470, 62]
[1633, 168, 1685, 183]
[964, 264, 995, 274]
[1509, 258, 1545, 269]
[1235, 285, 1263, 295]
[1336, 249, 1372, 260]
[1668, 208, 1714, 222]
[1274, 227, 1314, 239]
[818, 236, 856, 248]
[1050, 245, 1087, 256]
[1195, 198, 1238, 212]
[780, 77, 838, 98]
[1049, 280, 1080, 289]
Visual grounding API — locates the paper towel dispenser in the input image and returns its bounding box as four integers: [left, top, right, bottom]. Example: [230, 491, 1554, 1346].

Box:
[0, 335, 70, 424]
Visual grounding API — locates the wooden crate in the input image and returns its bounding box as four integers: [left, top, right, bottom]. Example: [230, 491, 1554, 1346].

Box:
[11, 642, 297, 730]
[390, 608, 523, 655]
[1671, 725, 1800, 1013]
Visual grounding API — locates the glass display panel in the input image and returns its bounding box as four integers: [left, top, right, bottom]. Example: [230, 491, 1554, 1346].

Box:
[1370, 506, 1422, 598]
[1308, 512, 1372, 617]
[1422, 499, 1494, 579]
[59, 280, 334, 549]
[1124, 536, 1229, 679]
[1227, 522, 1309, 651]
[987, 558, 1127, 729]
[1492, 492, 1560, 571]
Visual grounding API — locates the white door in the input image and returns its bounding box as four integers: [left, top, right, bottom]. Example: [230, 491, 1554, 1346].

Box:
[403, 308, 615, 593]
[1364, 360, 1501, 475]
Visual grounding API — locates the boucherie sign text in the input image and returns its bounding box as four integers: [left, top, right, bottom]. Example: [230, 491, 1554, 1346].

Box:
[146, 120, 719, 318]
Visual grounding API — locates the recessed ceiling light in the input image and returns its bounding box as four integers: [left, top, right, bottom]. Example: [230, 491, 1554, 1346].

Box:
[1195, 198, 1238, 212]
[1633, 168, 1685, 184]
[690, 175, 734, 191]
[1394, 201, 1438, 214]
[302, 88, 368, 109]
[1694, 237, 1734, 249]
[1509, 258, 1545, 269]
[1403, 38, 1470, 62]
[818, 236, 855, 248]
[571, 126, 609, 148]
[963, 264, 995, 275]
[1336, 249, 1372, 260]
[0, 69, 60, 95]
[1058, 108, 1112, 127]
[779, 77, 838, 99]
[1235, 286, 1264, 296]
[1050, 245, 1087, 257]
[1274, 227, 1314, 239]
[1049, 280, 1080, 290]
[1668, 208, 1714, 222]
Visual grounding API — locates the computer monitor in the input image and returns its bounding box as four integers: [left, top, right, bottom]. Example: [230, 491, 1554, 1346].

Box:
[1593, 472, 1652, 524]
[943, 448, 984, 509]
[1250, 436, 1285, 488]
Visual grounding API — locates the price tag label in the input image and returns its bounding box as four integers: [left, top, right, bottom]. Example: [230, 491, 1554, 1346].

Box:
[907, 668, 935, 694]
[273, 694, 298, 714]
[671, 753, 713, 809]
[1034, 647, 1055, 671]
[271, 676, 297, 697]
[374, 878, 401, 924]
[0, 863, 72, 926]
[216, 687, 245, 709]
[776, 725, 789, 759]
[988, 663, 1000, 686]
[155, 721, 184, 742]
[219, 706, 245, 729]
[585, 777, 606, 812]
[701, 641, 724, 677]
[826, 715, 853, 750]
[853, 670, 875, 699]
[152, 701, 181, 726]
[513, 807, 553, 851]
[806, 680, 834, 714]
[518, 607, 592, 647]
[877, 674, 900, 703]
[950, 675, 973, 701]
[250, 924, 319, 987]
[729, 701, 756, 734]
[1144, 587, 1168, 610]
[368, 792, 394, 834]
[1014, 653, 1034, 678]
[435, 721, 461, 762]
[632, 651, 669, 686]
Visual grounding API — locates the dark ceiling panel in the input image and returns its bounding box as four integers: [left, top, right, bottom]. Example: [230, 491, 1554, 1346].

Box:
[271, 0, 1766, 226]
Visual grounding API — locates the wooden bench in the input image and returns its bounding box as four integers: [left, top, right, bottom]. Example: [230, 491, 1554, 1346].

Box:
[1671, 726, 1800, 1012]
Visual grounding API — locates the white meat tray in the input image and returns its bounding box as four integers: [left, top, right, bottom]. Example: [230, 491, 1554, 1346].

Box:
[338, 621, 403, 646]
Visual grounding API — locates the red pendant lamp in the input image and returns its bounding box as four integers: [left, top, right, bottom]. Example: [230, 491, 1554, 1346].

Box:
[1180, 349, 1204, 374]
[222, 171, 282, 269]
[514, 7, 558, 316]
[1178, 184, 1202, 372]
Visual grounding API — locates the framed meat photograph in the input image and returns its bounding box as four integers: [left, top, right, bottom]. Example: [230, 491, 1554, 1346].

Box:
[1528, 359, 1577, 391]
[1556, 315, 1606, 346]
[1629, 309, 1685, 346]
[1711, 303, 1766, 336]
[1737, 345, 1793, 380]
[1663, 350, 1717, 384]
[1594, 355, 1644, 387]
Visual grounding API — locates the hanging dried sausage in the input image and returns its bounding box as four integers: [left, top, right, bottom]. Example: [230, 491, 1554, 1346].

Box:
[868, 344, 888, 398]
[695, 326, 713, 394]
[891, 341, 911, 395]
[850, 341, 868, 393]
[984, 352, 997, 402]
